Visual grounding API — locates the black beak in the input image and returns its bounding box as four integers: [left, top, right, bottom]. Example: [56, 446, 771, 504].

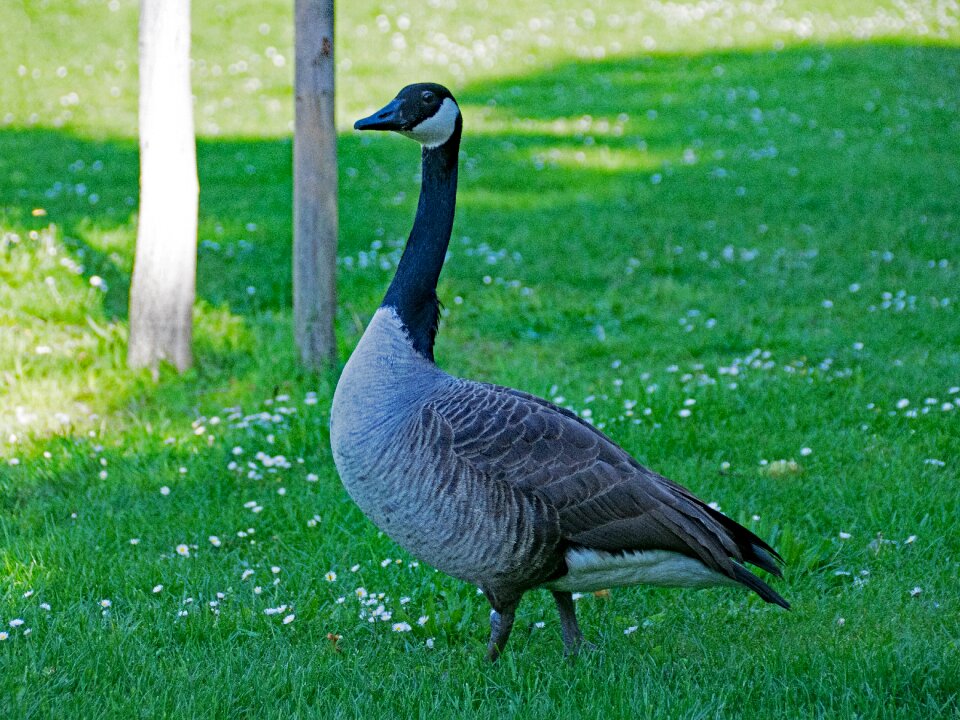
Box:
[354, 98, 406, 131]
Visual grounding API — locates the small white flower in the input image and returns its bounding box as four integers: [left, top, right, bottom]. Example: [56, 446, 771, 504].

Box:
[800, 447, 812, 457]
[282, 614, 296, 625]
[380, 558, 392, 568]
[176, 544, 190, 557]
[306, 473, 319, 482]
[178, 610, 188, 617]
[417, 615, 429, 626]
[392, 622, 412, 632]
[355, 587, 368, 599]
[0, 632, 7, 641]
[152, 585, 163, 593]
[624, 625, 639, 635]
[254, 586, 262, 595]
[241, 569, 254, 581]
[425, 638, 435, 648]
[350, 564, 360, 572]
[533, 621, 545, 629]
[896, 398, 910, 409]
[277, 487, 286, 496]
[9, 619, 25, 628]
[22, 590, 34, 598]
[325, 571, 337, 582]
[271, 566, 281, 574]
[129, 538, 140, 545]
[839, 531, 852, 540]
[905, 535, 917, 544]
[100, 599, 112, 608]
[910, 586, 922, 597]
[678, 409, 692, 418]
[39, 603, 51, 612]
[22, 628, 31, 636]
[208, 536, 222, 547]
[837, 617, 845, 627]
[160, 486, 171, 496]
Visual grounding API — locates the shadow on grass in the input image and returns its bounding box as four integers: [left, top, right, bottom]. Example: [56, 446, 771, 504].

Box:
[0, 40, 957, 425]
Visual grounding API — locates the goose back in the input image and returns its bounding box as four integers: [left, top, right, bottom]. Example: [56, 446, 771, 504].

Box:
[420, 380, 786, 606]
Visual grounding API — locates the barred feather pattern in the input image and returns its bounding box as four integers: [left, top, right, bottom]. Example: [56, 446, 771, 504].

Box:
[331, 307, 788, 609]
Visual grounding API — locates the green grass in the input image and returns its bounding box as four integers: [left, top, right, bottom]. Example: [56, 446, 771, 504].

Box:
[2, 0, 960, 717]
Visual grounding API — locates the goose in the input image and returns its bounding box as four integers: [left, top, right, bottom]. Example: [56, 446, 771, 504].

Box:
[330, 82, 789, 660]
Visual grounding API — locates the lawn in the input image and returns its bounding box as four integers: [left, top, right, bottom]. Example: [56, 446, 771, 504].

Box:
[1, 1, 959, 717]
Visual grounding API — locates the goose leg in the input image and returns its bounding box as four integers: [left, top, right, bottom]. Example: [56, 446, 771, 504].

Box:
[486, 603, 518, 662]
[551, 590, 586, 656]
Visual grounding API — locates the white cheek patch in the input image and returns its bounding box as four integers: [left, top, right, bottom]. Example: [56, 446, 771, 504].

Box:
[399, 98, 460, 148]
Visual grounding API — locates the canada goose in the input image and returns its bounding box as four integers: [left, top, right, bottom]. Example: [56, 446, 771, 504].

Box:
[331, 83, 788, 660]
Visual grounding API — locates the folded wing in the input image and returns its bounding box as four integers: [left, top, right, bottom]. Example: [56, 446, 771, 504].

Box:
[425, 381, 788, 607]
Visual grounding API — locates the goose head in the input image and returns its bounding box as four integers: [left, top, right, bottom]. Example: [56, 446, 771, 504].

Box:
[354, 83, 461, 149]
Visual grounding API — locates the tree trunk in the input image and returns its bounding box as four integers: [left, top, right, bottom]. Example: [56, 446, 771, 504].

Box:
[293, 0, 338, 368]
[129, 0, 198, 373]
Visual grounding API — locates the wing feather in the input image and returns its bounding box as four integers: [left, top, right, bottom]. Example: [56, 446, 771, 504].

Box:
[425, 379, 786, 603]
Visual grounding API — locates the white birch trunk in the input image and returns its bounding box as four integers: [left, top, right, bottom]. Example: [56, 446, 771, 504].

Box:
[294, 0, 338, 367]
[129, 0, 198, 372]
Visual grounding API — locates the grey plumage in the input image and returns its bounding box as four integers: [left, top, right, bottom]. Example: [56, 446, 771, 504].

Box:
[331, 84, 788, 660]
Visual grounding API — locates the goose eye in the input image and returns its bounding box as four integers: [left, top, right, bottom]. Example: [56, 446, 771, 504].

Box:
[422, 91, 436, 104]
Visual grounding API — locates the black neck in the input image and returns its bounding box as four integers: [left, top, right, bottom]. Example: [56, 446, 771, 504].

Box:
[381, 123, 461, 362]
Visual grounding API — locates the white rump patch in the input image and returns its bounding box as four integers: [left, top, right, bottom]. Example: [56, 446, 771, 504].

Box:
[400, 98, 460, 148]
[544, 548, 736, 593]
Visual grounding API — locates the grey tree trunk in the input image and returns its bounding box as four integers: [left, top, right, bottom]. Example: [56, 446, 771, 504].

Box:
[294, 0, 338, 367]
[129, 0, 198, 373]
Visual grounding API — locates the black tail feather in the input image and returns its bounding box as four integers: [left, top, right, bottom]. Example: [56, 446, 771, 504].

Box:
[731, 563, 790, 609]
[697, 502, 784, 576]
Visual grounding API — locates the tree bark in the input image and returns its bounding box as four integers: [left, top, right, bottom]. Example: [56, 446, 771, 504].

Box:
[129, 0, 198, 373]
[294, 0, 338, 368]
